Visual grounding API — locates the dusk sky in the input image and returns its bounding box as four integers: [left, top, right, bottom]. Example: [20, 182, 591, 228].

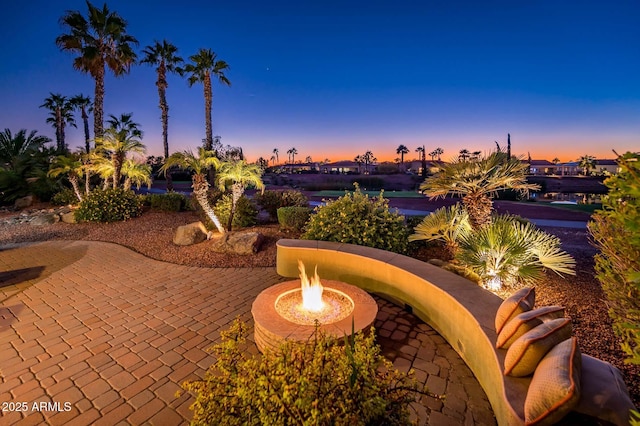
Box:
[1, 0, 638, 163]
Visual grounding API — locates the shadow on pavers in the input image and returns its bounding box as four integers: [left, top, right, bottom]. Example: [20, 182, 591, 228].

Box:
[0, 242, 88, 303]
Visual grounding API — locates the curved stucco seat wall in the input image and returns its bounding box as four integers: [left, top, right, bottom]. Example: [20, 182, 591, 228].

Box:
[276, 239, 528, 425]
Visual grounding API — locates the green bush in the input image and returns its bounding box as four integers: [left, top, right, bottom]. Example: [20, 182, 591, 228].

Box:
[51, 188, 80, 205]
[147, 192, 190, 212]
[589, 152, 640, 365]
[213, 194, 257, 230]
[277, 206, 311, 232]
[302, 185, 408, 254]
[75, 188, 142, 223]
[181, 319, 427, 426]
[456, 214, 575, 292]
[255, 189, 308, 221]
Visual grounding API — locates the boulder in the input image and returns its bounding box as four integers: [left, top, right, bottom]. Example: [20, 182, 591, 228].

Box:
[212, 232, 263, 255]
[30, 214, 60, 226]
[14, 196, 33, 210]
[60, 211, 77, 224]
[173, 222, 209, 246]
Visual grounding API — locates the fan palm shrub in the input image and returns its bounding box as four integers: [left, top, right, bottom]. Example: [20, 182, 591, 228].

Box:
[161, 148, 224, 234]
[420, 151, 539, 229]
[456, 215, 575, 291]
[408, 204, 471, 256]
[121, 159, 152, 191]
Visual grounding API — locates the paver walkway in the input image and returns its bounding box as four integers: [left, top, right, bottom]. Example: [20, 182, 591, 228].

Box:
[0, 241, 495, 425]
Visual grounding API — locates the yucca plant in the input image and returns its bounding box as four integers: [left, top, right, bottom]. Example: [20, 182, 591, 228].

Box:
[456, 215, 575, 291]
[408, 204, 471, 256]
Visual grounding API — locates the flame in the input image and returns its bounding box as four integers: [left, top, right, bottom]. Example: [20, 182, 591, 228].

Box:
[298, 260, 324, 312]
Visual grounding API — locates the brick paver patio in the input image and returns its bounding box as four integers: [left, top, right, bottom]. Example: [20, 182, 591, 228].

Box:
[0, 241, 494, 425]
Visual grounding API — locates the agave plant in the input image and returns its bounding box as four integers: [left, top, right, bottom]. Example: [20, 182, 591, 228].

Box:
[408, 204, 471, 256]
[456, 215, 575, 291]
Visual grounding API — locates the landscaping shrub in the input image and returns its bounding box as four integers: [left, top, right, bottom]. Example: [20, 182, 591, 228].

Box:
[255, 189, 308, 221]
[75, 188, 142, 223]
[213, 194, 257, 230]
[409, 205, 471, 256]
[51, 187, 80, 205]
[589, 152, 640, 365]
[277, 206, 311, 232]
[302, 185, 408, 254]
[147, 192, 190, 212]
[181, 319, 426, 426]
[456, 214, 575, 292]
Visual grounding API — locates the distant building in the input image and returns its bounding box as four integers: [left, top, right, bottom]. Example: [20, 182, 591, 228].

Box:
[594, 159, 620, 175]
[527, 160, 557, 175]
[279, 162, 319, 173]
[320, 160, 362, 174]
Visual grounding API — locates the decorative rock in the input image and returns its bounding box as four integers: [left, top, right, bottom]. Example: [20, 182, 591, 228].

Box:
[212, 231, 263, 255]
[14, 195, 33, 209]
[173, 221, 209, 246]
[30, 213, 60, 226]
[60, 211, 77, 224]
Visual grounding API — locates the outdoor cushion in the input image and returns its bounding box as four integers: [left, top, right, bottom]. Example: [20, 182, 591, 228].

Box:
[495, 287, 535, 334]
[574, 355, 638, 426]
[496, 306, 565, 349]
[504, 318, 572, 377]
[524, 337, 581, 425]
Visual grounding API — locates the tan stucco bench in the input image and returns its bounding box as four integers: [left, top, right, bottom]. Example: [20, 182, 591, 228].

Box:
[276, 239, 636, 425]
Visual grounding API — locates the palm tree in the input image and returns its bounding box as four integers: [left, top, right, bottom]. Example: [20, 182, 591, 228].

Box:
[578, 154, 596, 176]
[420, 151, 540, 229]
[183, 48, 230, 150]
[272, 148, 279, 164]
[56, 1, 138, 140]
[160, 148, 225, 234]
[121, 158, 152, 191]
[409, 204, 472, 257]
[552, 157, 560, 165]
[98, 127, 146, 188]
[434, 147, 444, 161]
[69, 94, 92, 153]
[0, 129, 51, 171]
[106, 113, 142, 139]
[287, 147, 298, 172]
[458, 149, 471, 161]
[216, 160, 265, 231]
[48, 154, 84, 202]
[471, 151, 482, 161]
[270, 155, 276, 165]
[141, 40, 184, 191]
[415, 146, 426, 177]
[396, 145, 409, 166]
[362, 151, 376, 174]
[40, 93, 76, 152]
[428, 150, 437, 161]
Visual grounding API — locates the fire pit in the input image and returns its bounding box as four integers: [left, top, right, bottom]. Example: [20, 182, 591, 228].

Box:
[252, 261, 378, 353]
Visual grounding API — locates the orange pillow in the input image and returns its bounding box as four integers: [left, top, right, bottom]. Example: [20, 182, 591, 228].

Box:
[504, 318, 572, 377]
[495, 287, 535, 334]
[524, 337, 581, 425]
[496, 306, 565, 349]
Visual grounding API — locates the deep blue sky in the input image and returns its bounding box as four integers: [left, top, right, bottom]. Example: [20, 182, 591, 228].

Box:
[1, 0, 638, 162]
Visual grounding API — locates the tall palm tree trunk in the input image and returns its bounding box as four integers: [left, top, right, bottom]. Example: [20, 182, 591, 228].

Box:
[193, 174, 225, 234]
[82, 107, 90, 153]
[158, 74, 173, 191]
[94, 67, 105, 141]
[203, 74, 213, 150]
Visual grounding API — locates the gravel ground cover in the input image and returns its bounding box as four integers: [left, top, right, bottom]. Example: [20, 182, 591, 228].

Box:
[1, 202, 637, 406]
